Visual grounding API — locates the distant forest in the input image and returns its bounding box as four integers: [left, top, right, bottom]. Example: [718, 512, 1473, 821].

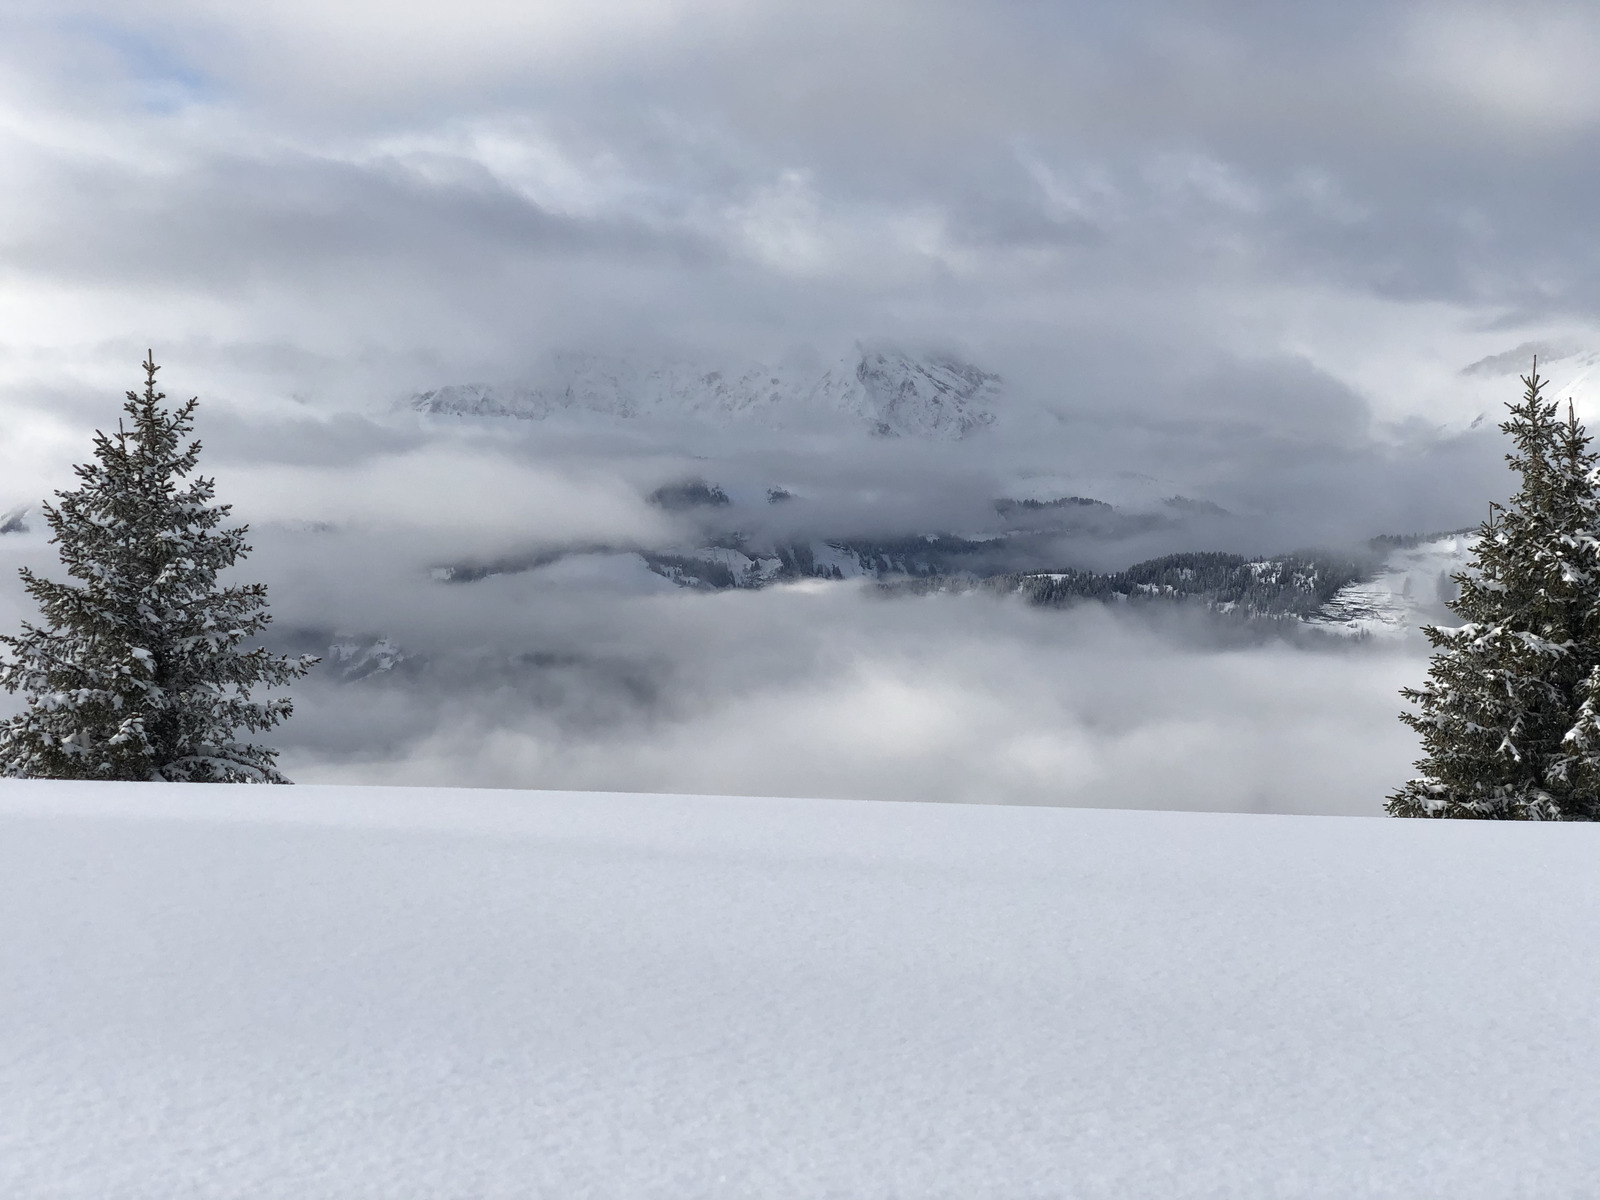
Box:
[984, 551, 1371, 619]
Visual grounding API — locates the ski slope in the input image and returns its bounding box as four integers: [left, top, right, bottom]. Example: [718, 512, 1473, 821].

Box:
[1, 782, 1596, 1199]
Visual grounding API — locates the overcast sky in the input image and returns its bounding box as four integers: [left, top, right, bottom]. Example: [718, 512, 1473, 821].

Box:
[6, 1, 1600, 407]
[3, 1, 1598, 808]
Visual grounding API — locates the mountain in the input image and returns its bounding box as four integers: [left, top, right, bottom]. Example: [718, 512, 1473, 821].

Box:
[1303, 532, 1473, 637]
[1461, 342, 1597, 378]
[589, 532, 1474, 636]
[411, 347, 1001, 438]
[988, 550, 1373, 621]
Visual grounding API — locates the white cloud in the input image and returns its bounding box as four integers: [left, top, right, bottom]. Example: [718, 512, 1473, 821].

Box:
[283, 585, 1423, 815]
[5, 0, 1597, 812]
[226, 444, 670, 552]
[1403, 3, 1600, 134]
[38, 0, 763, 105]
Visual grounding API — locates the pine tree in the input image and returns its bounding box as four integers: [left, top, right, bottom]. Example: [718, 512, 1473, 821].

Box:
[1389, 362, 1600, 819]
[0, 354, 318, 783]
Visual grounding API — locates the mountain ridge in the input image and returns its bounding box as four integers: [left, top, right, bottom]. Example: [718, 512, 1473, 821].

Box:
[412, 347, 1001, 438]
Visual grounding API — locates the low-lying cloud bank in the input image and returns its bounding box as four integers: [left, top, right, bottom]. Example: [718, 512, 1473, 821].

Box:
[272, 574, 1423, 816]
[0, 389, 1443, 817]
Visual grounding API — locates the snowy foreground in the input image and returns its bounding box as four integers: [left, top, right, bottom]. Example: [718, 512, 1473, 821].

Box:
[1, 783, 1597, 1200]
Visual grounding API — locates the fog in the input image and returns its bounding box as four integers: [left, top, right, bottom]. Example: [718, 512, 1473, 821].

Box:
[0, 414, 1432, 814]
[5, 1, 1600, 810]
[282, 579, 1423, 816]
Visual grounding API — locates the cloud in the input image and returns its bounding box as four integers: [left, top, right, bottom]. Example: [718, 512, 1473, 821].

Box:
[9, 0, 1600, 415]
[275, 581, 1424, 816]
[1401, 2, 1600, 136]
[5, 0, 1597, 809]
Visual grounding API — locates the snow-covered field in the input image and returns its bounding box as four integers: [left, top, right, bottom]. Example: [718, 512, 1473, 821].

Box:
[1, 782, 1596, 1199]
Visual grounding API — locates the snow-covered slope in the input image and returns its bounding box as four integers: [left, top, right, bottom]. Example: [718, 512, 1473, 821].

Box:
[1307, 533, 1474, 637]
[412, 348, 1001, 438]
[2, 781, 1596, 1199]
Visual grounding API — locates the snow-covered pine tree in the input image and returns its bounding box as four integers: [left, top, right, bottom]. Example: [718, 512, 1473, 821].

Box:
[1389, 362, 1600, 819]
[0, 354, 317, 783]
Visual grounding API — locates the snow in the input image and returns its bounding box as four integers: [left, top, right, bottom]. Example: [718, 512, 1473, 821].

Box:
[809, 539, 875, 579]
[1, 781, 1597, 1199]
[410, 347, 1001, 438]
[1307, 534, 1474, 638]
[325, 636, 408, 681]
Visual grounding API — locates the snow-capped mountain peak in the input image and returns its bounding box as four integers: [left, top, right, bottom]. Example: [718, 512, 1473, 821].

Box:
[812, 350, 999, 437]
[411, 346, 1001, 438]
